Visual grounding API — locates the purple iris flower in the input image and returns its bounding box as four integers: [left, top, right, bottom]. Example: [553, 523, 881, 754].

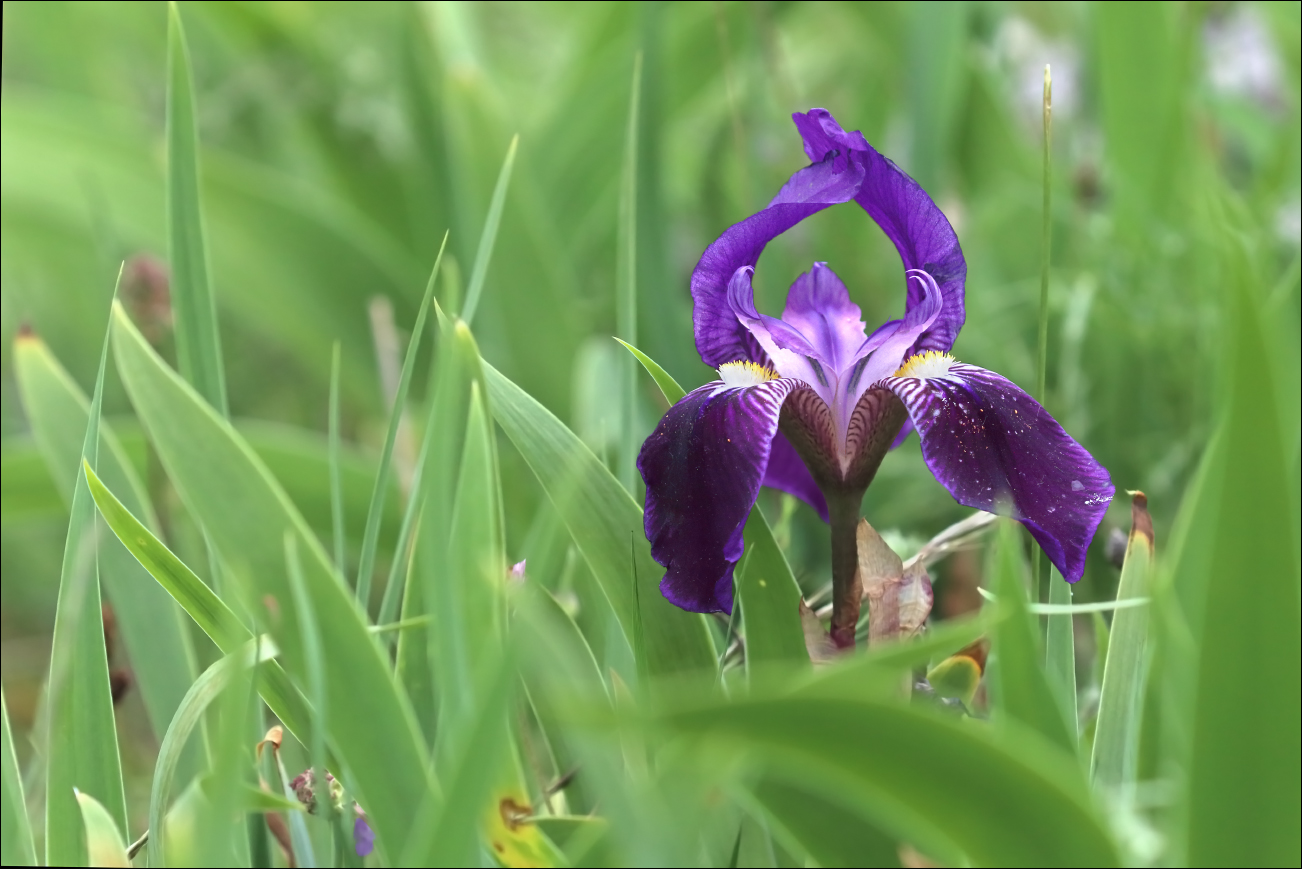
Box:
[354, 815, 375, 857]
[638, 109, 1113, 648]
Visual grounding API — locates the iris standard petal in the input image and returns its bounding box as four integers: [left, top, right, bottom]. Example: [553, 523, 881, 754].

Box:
[638, 377, 798, 613]
[794, 109, 967, 355]
[878, 356, 1114, 583]
[691, 149, 866, 367]
[728, 267, 835, 405]
[781, 263, 869, 372]
[762, 431, 830, 522]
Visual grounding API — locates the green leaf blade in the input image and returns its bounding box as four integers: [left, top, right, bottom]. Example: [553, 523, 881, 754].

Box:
[1, 689, 36, 867]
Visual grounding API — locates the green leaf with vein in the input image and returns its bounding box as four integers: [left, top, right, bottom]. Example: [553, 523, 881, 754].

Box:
[1, 688, 36, 867]
[76, 789, 130, 868]
[44, 311, 125, 867]
[483, 359, 716, 677]
[109, 302, 431, 858]
[167, 1, 227, 414]
[737, 506, 808, 669]
[1091, 494, 1152, 787]
[1045, 567, 1078, 744]
[357, 232, 447, 608]
[655, 693, 1119, 867]
[15, 333, 199, 755]
[149, 638, 279, 867]
[988, 521, 1076, 753]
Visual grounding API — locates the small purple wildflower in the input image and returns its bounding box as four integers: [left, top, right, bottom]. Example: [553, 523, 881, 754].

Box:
[354, 815, 375, 857]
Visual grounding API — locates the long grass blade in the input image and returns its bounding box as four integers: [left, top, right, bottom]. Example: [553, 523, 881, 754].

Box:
[329, 341, 346, 572]
[989, 521, 1076, 753]
[284, 534, 327, 808]
[356, 232, 448, 608]
[84, 462, 315, 751]
[14, 333, 198, 756]
[1045, 568, 1078, 741]
[616, 54, 642, 493]
[0, 689, 36, 867]
[108, 303, 433, 857]
[44, 302, 126, 867]
[1091, 493, 1153, 788]
[460, 135, 519, 325]
[166, 1, 227, 415]
[148, 638, 278, 867]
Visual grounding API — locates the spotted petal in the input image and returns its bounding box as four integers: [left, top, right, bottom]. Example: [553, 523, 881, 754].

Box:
[878, 359, 1114, 583]
[795, 109, 967, 354]
[638, 377, 798, 613]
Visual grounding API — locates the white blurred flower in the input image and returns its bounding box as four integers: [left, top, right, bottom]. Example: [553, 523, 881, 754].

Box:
[1276, 198, 1301, 248]
[1204, 7, 1283, 109]
[994, 17, 1079, 130]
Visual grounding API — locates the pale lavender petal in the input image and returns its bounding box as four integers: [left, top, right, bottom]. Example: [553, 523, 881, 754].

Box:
[692, 151, 866, 367]
[728, 267, 836, 407]
[780, 263, 868, 373]
[354, 816, 375, 857]
[762, 431, 829, 522]
[638, 378, 798, 613]
[878, 362, 1114, 583]
[795, 109, 967, 354]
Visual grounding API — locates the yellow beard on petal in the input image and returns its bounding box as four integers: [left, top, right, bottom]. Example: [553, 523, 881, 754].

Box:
[894, 350, 956, 380]
[718, 360, 778, 387]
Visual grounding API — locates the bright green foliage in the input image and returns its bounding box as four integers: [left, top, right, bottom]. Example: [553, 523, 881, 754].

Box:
[0, 689, 36, 867]
[43, 317, 126, 868]
[75, 790, 130, 868]
[110, 304, 432, 859]
[165, 2, 226, 416]
[2, 4, 1299, 867]
[14, 335, 198, 753]
[989, 522, 1077, 753]
[1091, 496, 1153, 788]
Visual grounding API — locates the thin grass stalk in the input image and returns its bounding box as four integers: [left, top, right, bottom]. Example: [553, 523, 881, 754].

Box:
[461, 136, 519, 325]
[329, 342, 346, 573]
[617, 53, 643, 493]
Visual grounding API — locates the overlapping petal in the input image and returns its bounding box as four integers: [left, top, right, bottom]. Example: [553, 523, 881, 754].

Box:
[691, 145, 866, 367]
[761, 431, 829, 522]
[878, 361, 1114, 583]
[638, 377, 798, 613]
[794, 109, 967, 354]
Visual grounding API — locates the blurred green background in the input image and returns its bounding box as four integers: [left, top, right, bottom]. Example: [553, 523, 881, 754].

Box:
[2, 0, 1299, 780]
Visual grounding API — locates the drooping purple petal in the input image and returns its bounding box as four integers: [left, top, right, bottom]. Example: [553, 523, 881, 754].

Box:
[878, 360, 1114, 583]
[794, 109, 967, 355]
[692, 149, 866, 367]
[638, 377, 798, 613]
[354, 816, 375, 857]
[762, 430, 829, 522]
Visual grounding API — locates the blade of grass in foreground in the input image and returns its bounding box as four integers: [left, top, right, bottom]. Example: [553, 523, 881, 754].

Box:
[76, 790, 130, 868]
[167, 1, 227, 415]
[84, 462, 314, 750]
[149, 638, 278, 867]
[1044, 567, 1078, 742]
[1091, 493, 1153, 788]
[356, 233, 448, 609]
[110, 303, 431, 858]
[329, 341, 346, 572]
[14, 333, 199, 755]
[461, 135, 519, 326]
[45, 308, 125, 867]
[1, 688, 36, 867]
[989, 521, 1076, 754]
[483, 359, 716, 677]
[737, 507, 807, 670]
[657, 693, 1119, 867]
[1183, 271, 1300, 866]
[616, 54, 642, 493]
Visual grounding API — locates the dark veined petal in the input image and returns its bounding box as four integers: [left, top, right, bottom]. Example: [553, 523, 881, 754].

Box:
[638, 376, 798, 613]
[877, 356, 1114, 583]
[795, 109, 967, 354]
[762, 431, 829, 522]
[691, 148, 866, 367]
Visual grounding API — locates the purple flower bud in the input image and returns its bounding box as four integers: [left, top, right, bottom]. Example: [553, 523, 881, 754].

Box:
[354, 816, 375, 857]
